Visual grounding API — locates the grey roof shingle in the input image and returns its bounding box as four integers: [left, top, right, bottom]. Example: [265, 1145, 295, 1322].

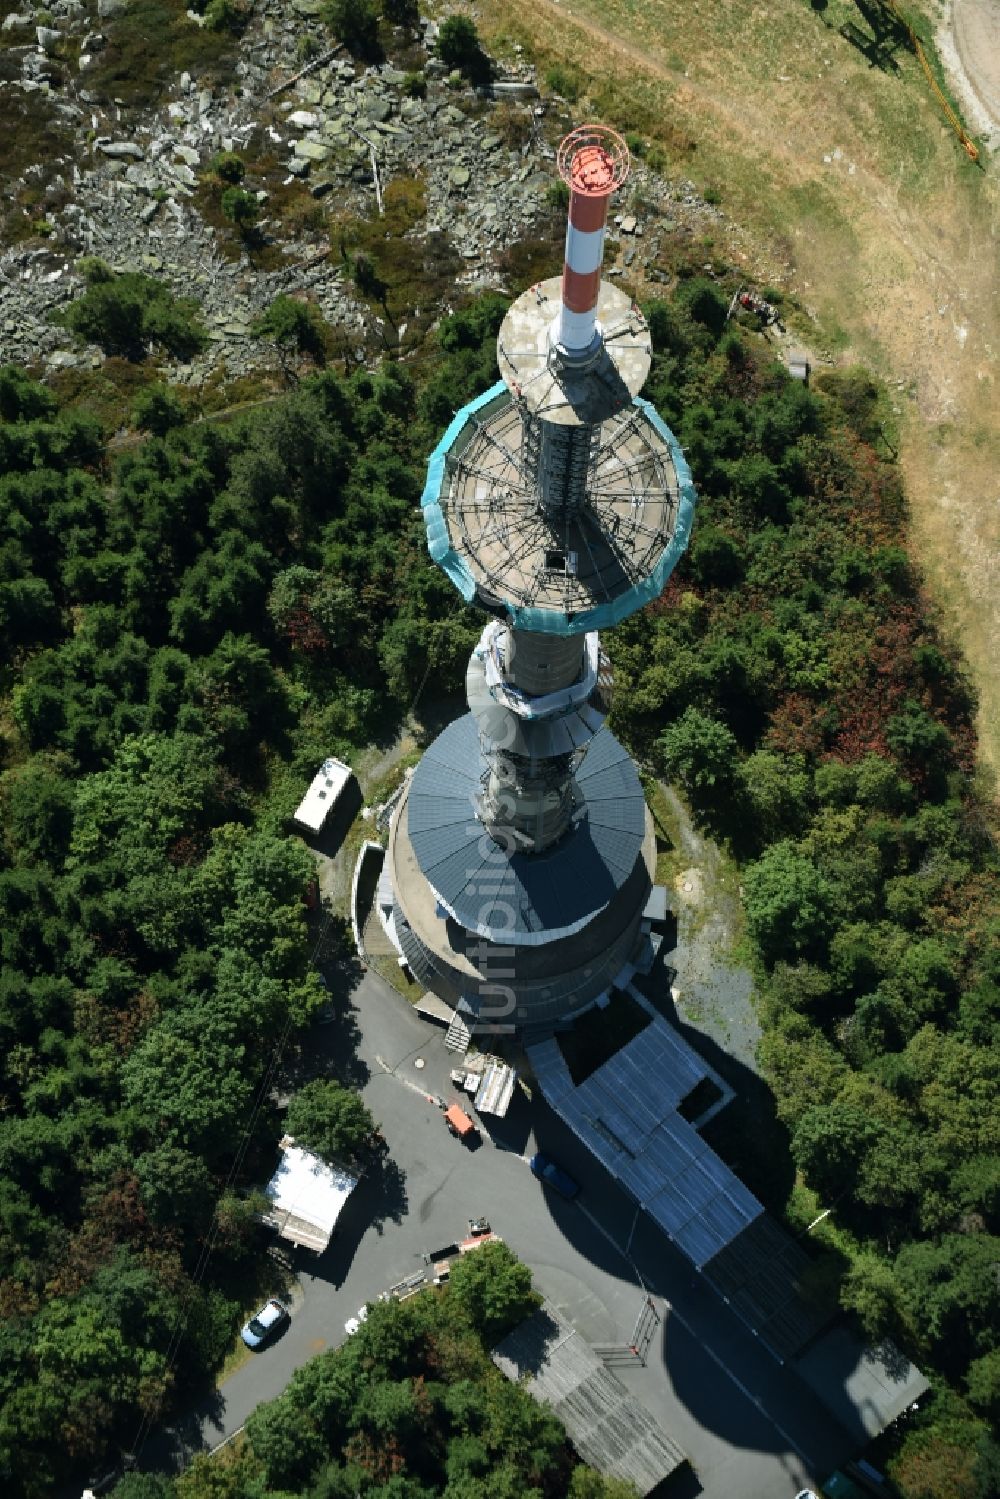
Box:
[406, 716, 646, 938]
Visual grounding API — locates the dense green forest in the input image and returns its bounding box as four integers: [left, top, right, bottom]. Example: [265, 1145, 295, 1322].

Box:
[609, 287, 1000, 1496]
[1, 275, 998, 1498]
[0, 333, 489, 1495]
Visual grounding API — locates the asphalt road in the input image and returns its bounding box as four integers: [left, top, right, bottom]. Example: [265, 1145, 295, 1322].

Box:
[147, 971, 856, 1498]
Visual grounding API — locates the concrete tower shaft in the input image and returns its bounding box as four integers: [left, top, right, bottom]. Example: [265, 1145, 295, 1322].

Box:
[389, 123, 698, 1033]
[555, 124, 630, 355]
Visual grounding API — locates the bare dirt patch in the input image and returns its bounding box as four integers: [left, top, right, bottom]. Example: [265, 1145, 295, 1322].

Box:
[481, 0, 1000, 777]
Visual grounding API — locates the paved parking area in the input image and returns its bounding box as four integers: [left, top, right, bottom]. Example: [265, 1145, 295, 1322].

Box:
[148, 971, 855, 1499]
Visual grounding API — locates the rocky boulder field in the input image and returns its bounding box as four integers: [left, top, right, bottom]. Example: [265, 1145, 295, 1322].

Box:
[0, 4, 723, 386]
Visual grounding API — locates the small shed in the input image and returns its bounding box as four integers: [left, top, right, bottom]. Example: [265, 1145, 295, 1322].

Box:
[293, 757, 354, 835]
[262, 1136, 359, 1253]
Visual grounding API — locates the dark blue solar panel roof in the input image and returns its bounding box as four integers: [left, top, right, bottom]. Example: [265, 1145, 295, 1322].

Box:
[406, 714, 646, 938]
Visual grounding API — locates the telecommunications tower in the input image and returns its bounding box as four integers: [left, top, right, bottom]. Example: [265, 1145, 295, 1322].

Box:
[387, 125, 697, 1034]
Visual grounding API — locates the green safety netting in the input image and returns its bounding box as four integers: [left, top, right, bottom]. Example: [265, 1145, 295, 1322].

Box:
[420, 382, 697, 636]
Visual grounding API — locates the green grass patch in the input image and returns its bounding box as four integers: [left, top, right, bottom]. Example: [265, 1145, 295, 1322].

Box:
[368, 948, 424, 1002]
[84, 0, 241, 106]
[43, 357, 163, 433]
[0, 85, 72, 216]
[331, 175, 461, 351]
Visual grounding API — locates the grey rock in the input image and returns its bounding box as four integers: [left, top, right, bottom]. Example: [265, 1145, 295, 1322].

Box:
[367, 97, 392, 123]
[449, 165, 470, 189]
[299, 80, 323, 104]
[286, 156, 310, 177]
[620, 214, 638, 234]
[197, 88, 211, 116]
[288, 109, 318, 128]
[291, 0, 323, 13]
[96, 0, 124, 14]
[97, 140, 145, 160]
[1, 14, 32, 29]
[293, 139, 330, 162]
[180, 70, 192, 92]
[124, 164, 158, 188]
[491, 81, 539, 101]
[36, 25, 62, 49]
[139, 199, 159, 223]
[173, 145, 199, 166]
[78, 53, 93, 70]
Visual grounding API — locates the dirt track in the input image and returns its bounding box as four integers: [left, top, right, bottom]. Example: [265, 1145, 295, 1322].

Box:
[949, 0, 1000, 144]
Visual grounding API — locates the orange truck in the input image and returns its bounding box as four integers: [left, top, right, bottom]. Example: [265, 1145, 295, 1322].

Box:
[444, 1103, 477, 1142]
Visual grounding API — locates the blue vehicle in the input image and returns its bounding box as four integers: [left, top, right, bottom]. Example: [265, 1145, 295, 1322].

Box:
[530, 1152, 580, 1200]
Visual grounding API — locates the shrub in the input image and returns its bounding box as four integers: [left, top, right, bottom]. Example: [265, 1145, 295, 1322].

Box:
[437, 14, 487, 79]
[210, 150, 245, 183]
[674, 275, 729, 340]
[204, 0, 242, 31]
[401, 69, 426, 98]
[547, 178, 570, 212]
[544, 63, 581, 102]
[625, 131, 647, 158]
[323, 0, 379, 56]
[252, 295, 328, 365]
[382, 0, 418, 23]
[61, 269, 206, 360]
[351, 252, 385, 299]
[493, 100, 532, 150]
[78, 255, 115, 284]
[221, 186, 259, 232]
[132, 383, 186, 435]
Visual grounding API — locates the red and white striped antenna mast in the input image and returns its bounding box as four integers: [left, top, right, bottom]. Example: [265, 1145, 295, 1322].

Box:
[554, 124, 630, 357]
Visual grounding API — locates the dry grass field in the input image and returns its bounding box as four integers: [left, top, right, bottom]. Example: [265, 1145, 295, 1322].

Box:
[475, 0, 1000, 778]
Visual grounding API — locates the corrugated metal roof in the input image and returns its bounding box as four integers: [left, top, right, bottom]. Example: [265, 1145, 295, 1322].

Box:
[406, 716, 646, 940]
[262, 1140, 359, 1253]
[492, 1302, 686, 1495]
[528, 1017, 763, 1267]
[474, 1057, 517, 1116]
